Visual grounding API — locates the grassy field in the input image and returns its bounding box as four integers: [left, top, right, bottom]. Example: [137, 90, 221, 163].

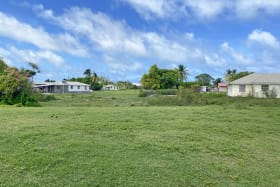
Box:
[1, 90, 280, 186]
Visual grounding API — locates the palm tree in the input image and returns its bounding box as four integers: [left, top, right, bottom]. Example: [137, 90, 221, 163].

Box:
[83, 69, 91, 77]
[225, 69, 236, 83]
[213, 78, 222, 87]
[92, 72, 98, 84]
[176, 64, 188, 83]
[28, 62, 40, 82]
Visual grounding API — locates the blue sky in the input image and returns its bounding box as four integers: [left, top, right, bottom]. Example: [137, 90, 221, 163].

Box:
[1, 0, 280, 83]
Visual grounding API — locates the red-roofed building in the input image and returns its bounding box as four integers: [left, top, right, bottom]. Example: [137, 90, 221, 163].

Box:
[218, 83, 227, 92]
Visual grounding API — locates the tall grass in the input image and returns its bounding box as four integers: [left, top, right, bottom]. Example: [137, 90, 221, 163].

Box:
[144, 88, 280, 107]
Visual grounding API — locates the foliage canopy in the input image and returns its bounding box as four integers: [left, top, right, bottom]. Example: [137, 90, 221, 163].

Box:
[0, 60, 37, 105]
[141, 65, 179, 89]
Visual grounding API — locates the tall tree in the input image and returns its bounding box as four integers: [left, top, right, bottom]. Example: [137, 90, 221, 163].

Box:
[225, 69, 236, 83]
[0, 60, 37, 105]
[27, 62, 40, 81]
[141, 65, 179, 89]
[176, 64, 188, 83]
[84, 69, 91, 77]
[195, 73, 214, 86]
[213, 78, 222, 87]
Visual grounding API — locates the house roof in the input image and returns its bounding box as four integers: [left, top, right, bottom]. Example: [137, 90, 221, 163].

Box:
[218, 83, 227, 87]
[33, 81, 89, 86]
[230, 73, 280, 85]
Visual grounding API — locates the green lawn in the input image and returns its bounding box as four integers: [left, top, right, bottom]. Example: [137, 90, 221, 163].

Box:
[1, 91, 280, 186]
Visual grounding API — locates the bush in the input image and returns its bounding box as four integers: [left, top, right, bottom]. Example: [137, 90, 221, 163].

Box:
[266, 88, 278, 98]
[138, 89, 155, 97]
[155, 89, 177, 95]
[34, 93, 56, 102]
[139, 89, 177, 97]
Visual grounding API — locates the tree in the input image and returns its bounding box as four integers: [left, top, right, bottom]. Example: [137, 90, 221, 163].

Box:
[176, 64, 188, 83]
[233, 71, 253, 80]
[195, 73, 214, 86]
[141, 65, 161, 89]
[90, 72, 102, 90]
[141, 65, 179, 89]
[225, 69, 252, 82]
[0, 61, 37, 105]
[116, 81, 134, 89]
[213, 78, 222, 87]
[225, 69, 236, 83]
[0, 58, 8, 73]
[27, 62, 40, 81]
[45, 78, 55, 82]
[84, 69, 91, 77]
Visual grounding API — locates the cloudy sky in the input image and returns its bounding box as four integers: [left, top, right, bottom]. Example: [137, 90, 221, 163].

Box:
[1, 0, 280, 82]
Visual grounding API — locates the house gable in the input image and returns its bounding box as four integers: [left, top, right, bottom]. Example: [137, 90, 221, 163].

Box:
[228, 73, 280, 98]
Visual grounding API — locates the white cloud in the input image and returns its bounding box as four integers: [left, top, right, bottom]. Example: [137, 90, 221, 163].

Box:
[0, 11, 87, 57]
[107, 61, 143, 75]
[235, 0, 280, 18]
[36, 6, 147, 57]
[183, 0, 230, 19]
[120, 0, 176, 19]
[121, 0, 280, 20]
[185, 32, 194, 40]
[221, 42, 253, 65]
[1, 46, 64, 67]
[204, 54, 227, 67]
[35, 5, 203, 64]
[248, 29, 279, 48]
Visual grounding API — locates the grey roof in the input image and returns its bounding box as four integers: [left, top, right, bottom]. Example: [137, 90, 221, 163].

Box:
[34, 81, 89, 86]
[230, 73, 280, 85]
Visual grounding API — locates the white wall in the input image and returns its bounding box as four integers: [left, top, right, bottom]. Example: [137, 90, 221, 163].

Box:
[68, 85, 89, 92]
[227, 85, 252, 97]
[228, 84, 280, 98]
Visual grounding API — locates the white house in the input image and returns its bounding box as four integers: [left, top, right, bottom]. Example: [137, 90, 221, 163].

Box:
[227, 73, 280, 98]
[33, 81, 91, 94]
[102, 84, 119, 91]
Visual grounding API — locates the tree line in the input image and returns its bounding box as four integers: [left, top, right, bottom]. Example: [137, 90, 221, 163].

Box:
[141, 64, 252, 89]
[67, 69, 138, 90]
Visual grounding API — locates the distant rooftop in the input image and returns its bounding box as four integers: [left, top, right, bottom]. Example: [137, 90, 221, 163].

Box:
[218, 83, 227, 87]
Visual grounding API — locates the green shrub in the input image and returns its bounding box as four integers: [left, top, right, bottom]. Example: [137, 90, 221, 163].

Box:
[155, 89, 177, 95]
[138, 89, 155, 97]
[34, 93, 56, 102]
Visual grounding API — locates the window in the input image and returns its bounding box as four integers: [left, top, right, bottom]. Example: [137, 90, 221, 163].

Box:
[70, 85, 73, 89]
[56, 86, 60, 89]
[261, 85, 269, 92]
[78, 85, 80, 89]
[85, 86, 87, 90]
[239, 85, 246, 92]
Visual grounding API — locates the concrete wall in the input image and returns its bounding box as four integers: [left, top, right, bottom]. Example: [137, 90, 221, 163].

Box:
[228, 84, 280, 98]
[68, 85, 89, 92]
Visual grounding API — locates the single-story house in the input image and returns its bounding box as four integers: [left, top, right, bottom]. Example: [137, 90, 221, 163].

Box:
[218, 83, 228, 92]
[200, 86, 210, 92]
[102, 84, 119, 91]
[33, 81, 91, 94]
[227, 73, 280, 98]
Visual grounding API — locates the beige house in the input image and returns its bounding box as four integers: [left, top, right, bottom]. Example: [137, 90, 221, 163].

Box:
[227, 73, 280, 98]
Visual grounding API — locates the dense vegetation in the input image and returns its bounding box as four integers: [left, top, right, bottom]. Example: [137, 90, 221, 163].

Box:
[0, 60, 38, 105]
[1, 91, 280, 186]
